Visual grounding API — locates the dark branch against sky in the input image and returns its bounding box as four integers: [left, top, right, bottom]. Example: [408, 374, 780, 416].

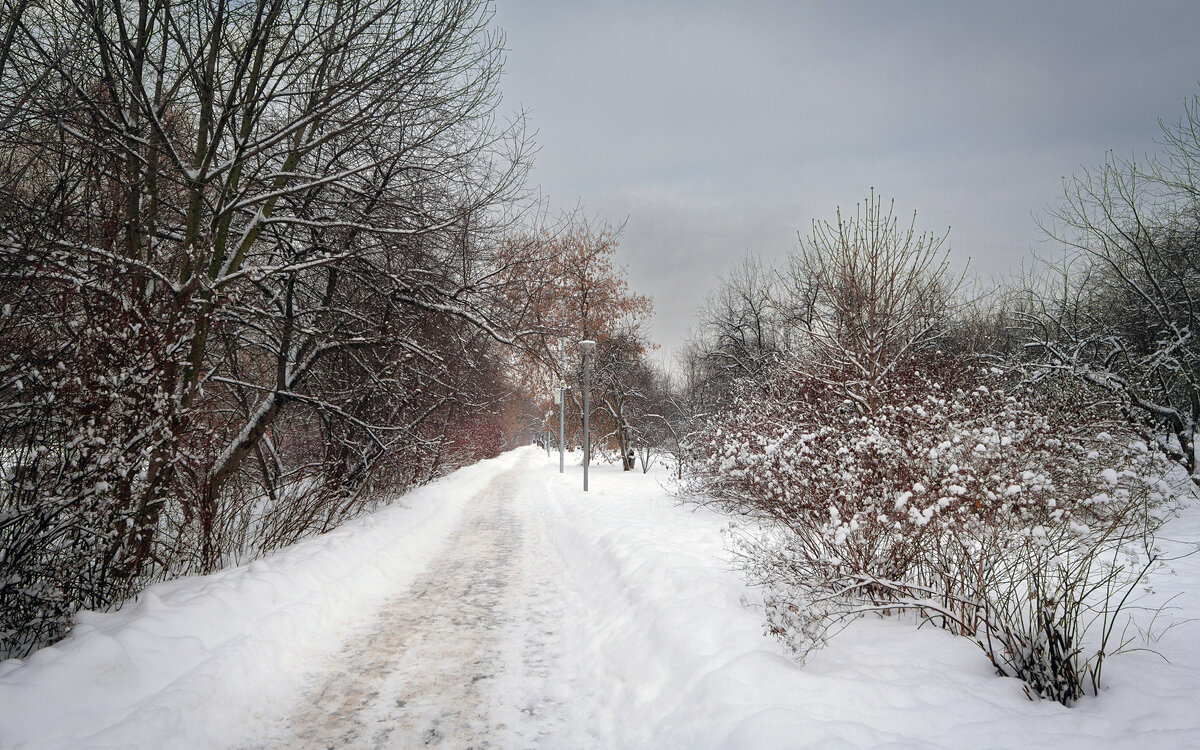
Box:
[493, 0, 1200, 359]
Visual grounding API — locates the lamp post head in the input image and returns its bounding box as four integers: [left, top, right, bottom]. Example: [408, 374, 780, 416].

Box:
[579, 339, 597, 356]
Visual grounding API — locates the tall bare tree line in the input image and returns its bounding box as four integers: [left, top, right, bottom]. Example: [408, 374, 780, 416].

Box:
[0, 0, 556, 656]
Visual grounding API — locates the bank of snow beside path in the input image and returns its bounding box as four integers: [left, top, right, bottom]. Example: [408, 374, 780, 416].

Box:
[0, 451, 519, 749]
[526, 455, 1200, 749]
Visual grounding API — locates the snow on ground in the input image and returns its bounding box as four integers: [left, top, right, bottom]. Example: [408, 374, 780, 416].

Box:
[0, 451, 517, 749]
[2, 446, 1200, 749]
[505, 451, 1200, 749]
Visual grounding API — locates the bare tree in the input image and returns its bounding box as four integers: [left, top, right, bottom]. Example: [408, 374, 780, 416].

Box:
[589, 328, 657, 470]
[0, 0, 536, 655]
[790, 189, 960, 413]
[498, 218, 656, 465]
[697, 255, 785, 384]
[1021, 92, 1200, 486]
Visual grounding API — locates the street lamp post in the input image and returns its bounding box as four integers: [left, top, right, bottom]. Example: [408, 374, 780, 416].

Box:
[558, 338, 566, 474]
[580, 339, 596, 492]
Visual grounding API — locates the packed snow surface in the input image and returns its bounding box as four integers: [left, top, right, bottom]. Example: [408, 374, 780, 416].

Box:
[2, 447, 1199, 748]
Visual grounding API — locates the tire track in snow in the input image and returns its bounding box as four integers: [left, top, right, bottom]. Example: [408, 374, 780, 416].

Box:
[259, 469, 523, 749]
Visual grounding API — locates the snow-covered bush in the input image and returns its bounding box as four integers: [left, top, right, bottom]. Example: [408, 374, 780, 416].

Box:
[684, 357, 1172, 703]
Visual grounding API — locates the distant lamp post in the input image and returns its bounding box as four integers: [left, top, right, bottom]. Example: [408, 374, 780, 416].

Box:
[554, 380, 567, 473]
[580, 339, 597, 491]
[558, 339, 566, 474]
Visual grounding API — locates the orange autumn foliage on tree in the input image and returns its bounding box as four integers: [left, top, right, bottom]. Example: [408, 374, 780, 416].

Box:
[496, 219, 655, 458]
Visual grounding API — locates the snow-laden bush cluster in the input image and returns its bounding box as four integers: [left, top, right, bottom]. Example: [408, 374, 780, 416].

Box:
[684, 358, 1173, 704]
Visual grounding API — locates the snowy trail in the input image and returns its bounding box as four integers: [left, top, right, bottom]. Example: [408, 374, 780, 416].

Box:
[253, 449, 587, 748]
[260, 471, 526, 748]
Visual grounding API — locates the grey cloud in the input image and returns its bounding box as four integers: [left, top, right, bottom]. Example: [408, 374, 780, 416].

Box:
[494, 0, 1200, 355]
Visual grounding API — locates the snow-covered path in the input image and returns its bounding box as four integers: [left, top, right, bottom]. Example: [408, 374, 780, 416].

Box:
[262, 472, 526, 747]
[4, 446, 1200, 749]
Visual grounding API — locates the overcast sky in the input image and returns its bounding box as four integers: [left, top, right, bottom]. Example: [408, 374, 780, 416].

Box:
[492, 1, 1200, 360]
